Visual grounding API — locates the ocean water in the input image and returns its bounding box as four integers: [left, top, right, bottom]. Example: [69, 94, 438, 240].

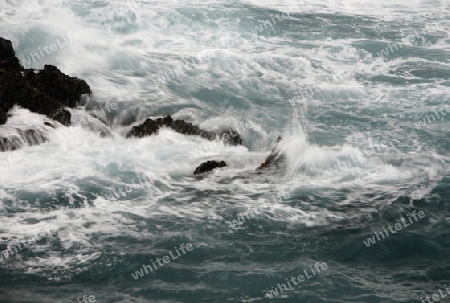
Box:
[0, 0, 449, 302]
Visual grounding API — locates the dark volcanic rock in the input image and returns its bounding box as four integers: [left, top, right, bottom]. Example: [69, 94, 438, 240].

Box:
[0, 37, 91, 126]
[0, 110, 7, 125]
[257, 136, 286, 170]
[50, 108, 71, 126]
[0, 38, 21, 73]
[194, 160, 227, 175]
[127, 114, 242, 146]
[127, 115, 171, 138]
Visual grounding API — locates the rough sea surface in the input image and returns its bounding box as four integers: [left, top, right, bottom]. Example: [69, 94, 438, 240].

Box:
[0, 0, 449, 302]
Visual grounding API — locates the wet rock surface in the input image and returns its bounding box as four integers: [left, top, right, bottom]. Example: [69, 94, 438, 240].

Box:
[257, 136, 286, 170]
[194, 160, 227, 175]
[127, 114, 242, 146]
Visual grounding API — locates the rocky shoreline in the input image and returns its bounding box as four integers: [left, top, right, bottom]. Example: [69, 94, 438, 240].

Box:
[0, 38, 91, 126]
[0, 37, 283, 173]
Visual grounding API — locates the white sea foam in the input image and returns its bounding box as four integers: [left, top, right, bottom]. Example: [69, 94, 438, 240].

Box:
[0, 0, 448, 275]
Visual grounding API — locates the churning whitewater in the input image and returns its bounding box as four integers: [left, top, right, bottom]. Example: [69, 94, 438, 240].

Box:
[0, 0, 449, 302]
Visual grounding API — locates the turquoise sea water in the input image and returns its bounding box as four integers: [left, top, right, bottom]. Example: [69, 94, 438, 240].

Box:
[0, 0, 449, 302]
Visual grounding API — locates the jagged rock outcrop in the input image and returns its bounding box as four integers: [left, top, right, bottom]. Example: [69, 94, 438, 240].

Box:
[0, 37, 91, 126]
[0, 37, 21, 73]
[194, 160, 227, 175]
[127, 115, 242, 146]
[257, 136, 286, 170]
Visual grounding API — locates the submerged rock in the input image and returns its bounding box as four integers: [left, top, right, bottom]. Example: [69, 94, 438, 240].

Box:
[50, 108, 71, 126]
[218, 129, 243, 146]
[0, 128, 47, 152]
[127, 115, 242, 146]
[127, 115, 173, 138]
[194, 160, 227, 175]
[0, 37, 91, 126]
[44, 121, 55, 128]
[257, 136, 286, 170]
